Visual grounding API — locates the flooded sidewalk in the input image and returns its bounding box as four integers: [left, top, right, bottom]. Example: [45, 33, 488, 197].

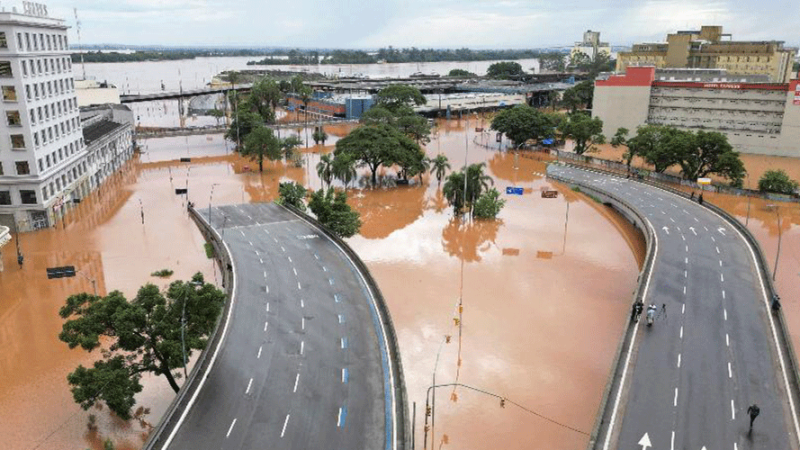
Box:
[0, 120, 643, 449]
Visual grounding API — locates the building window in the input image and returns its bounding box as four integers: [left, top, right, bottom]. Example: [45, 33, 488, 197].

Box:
[19, 190, 36, 204]
[25, 33, 30, 50]
[0, 191, 10, 205]
[0, 162, 3, 175]
[3, 86, 16, 101]
[0, 61, 12, 78]
[16, 160, 30, 174]
[38, 158, 43, 172]
[0, 32, 8, 49]
[6, 110, 21, 126]
[11, 134, 25, 149]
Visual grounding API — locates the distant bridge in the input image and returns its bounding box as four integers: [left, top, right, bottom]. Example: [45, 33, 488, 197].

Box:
[120, 83, 253, 103]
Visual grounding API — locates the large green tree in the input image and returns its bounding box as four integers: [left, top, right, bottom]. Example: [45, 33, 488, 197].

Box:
[486, 61, 525, 79]
[226, 110, 264, 148]
[558, 113, 605, 155]
[335, 124, 420, 185]
[58, 274, 225, 420]
[241, 125, 282, 172]
[308, 188, 362, 238]
[247, 78, 282, 122]
[678, 130, 745, 185]
[759, 169, 798, 194]
[374, 85, 427, 113]
[490, 105, 561, 148]
[561, 80, 594, 112]
[278, 181, 308, 210]
[473, 188, 506, 219]
[443, 163, 494, 217]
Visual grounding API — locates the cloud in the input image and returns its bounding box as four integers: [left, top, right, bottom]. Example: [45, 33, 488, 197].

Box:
[44, 0, 798, 48]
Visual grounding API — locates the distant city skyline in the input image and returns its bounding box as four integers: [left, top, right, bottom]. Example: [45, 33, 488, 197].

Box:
[33, 0, 800, 49]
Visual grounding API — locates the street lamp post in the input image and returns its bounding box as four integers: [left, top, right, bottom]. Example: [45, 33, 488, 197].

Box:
[209, 183, 219, 220]
[745, 172, 752, 227]
[12, 218, 23, 267]
[76, 270, 98, 296]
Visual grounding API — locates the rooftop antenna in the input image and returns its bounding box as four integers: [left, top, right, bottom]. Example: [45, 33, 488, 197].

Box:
[73, 8, 86, 81]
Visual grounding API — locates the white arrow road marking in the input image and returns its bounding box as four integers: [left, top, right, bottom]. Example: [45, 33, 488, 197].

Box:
[690, 227, 697, 235]
[638, 432, 652, 450]
[662, 226, 670, 235]
[718, 227, 727, 236]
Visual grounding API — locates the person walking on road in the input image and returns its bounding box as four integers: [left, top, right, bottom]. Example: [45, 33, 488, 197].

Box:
[631, 301, 643, 322]
[690, 191, 695, 200]
[747, 404, 760, 434]
[659, 303, 667, 319]
[698, 193, 704, 205]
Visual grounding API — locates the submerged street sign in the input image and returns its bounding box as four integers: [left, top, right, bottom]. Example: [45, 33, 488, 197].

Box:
[46, 266, 76, 279]
[506, 187, 523, 195]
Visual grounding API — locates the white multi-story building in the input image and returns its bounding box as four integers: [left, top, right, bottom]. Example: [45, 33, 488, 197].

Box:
[0, 4, 88, 231]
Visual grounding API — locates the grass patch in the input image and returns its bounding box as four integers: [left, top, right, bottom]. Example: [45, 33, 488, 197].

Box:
[572, 186, 581, 193]
[151, 269, 174, 278]
[204, 242, 215, 259]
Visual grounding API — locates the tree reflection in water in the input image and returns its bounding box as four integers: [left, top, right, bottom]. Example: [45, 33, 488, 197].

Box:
[441, 217, 504, 263]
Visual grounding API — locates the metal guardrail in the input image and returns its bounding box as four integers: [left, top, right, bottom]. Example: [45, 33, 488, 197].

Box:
[547, 167, 657, 449]
[554, 162, 800, 446]
[280, 203, 410, 450]
[142, 205, 234, 450]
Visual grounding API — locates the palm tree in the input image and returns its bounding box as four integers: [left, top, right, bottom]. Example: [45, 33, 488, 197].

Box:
[429, 154, 451, 185]
[466, 163, 493, 213]
[316, 154, 334, 189]
[442, 170, 466, 214]
[332, 156, 357, 191]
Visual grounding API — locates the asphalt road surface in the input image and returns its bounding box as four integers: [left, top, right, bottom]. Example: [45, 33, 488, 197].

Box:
[549, 165, 798, 450]
[167, 203, 393, 450]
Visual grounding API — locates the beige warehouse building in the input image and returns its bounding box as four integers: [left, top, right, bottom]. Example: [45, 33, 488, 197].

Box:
[592, 66, 800, 157]
[617, 26, 796, 83]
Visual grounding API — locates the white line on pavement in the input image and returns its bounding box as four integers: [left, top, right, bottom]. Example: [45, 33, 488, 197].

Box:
[293, 373, 300, 393]
[681, 235, 685, 241]
[264, 321, 268, 332]
[694, 217, 699, 222]
[288, 256, 292, 263]
[301, 317, 305, 330]
[341, 337, 347, 349]
[685, 257, 688, 264]
[685, 245, 689, 252]
[684, 270, 687, 278]
[731, 400, 736, 420]
[338, 314, 344, 323]
[329, 278, 334, 286]
[314, 254, 319, 260]
[721, 273, 724, 282]
[682, 304, 685, 314]
[300, 299, 304, 308]
[724, 309, 728, 321]
[257, 346, 262, 359]
[722, 290, 726, 299]
[293, 268, 298, 276]
[342, 368, 348, 383]
[264, 271, 267, 278]
[711, 236, 716, 242]
[677, 353, 681, 367]
[683, 286, 686, 295]
[726, 334, 730, 346]
[671, 431, 675, 450]
[246, 378, 253, 394]
[674, 388, 678, 406]
[267, 303, 270, 312]
[323, 266, 328, 272]
[281, 246, 286, 252]
[259, 258, 263, 264]
[670, 218, 675, 223]
[337, 407, 343, 427]
[680, 326, 683, 339]
[716, 246, 720, 254]
[281, 414, 290, 438]
[300, 341, 304, 355]
[298, 282, 302, 290]
[728, 362, 733, 378]
[719, 260, 722, 267]
[227, 418, 237, 438]
[704, 226, 709, 232]
[266, 285, 269, 294]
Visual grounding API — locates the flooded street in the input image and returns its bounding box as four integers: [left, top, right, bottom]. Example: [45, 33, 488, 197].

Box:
[0, 119, 643, 449]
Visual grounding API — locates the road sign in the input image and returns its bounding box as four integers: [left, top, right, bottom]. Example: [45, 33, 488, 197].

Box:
[506, 187, 523, 195]
[175, 188, 188, 195]
[180, 157, 192, 163]
[46, 266, 76, 279]
[541, 190, 558, 198]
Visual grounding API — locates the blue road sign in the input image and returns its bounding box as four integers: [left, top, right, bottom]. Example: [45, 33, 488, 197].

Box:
[506, 187, 524, 195]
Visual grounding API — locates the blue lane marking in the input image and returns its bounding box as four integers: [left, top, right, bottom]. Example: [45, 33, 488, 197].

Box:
[343, 368, 349, 383]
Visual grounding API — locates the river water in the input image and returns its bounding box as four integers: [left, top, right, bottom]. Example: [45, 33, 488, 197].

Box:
[81, 57, 541, 95]
[0, 116, 642, 449]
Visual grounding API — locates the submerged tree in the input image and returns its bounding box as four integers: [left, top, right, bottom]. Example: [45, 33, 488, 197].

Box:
[278, 181, 308, 210]
[429, 154, 451, 185]
[241, 125, 282, 172]
[308, 188, 362, 238]
[58, 274, 225, 420]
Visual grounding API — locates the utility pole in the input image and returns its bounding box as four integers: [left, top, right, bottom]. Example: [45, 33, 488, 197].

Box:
[13, 218, 23, 267]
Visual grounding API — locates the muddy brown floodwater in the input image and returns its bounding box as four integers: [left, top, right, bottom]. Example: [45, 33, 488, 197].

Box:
[0, 120, 644, 449]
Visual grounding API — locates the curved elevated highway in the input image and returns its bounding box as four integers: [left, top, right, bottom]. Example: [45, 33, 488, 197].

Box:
[162, 202, 398, 449]
[548, 165, 799, 450]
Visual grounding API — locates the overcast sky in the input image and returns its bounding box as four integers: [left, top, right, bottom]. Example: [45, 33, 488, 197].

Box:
[35, 0, 797, 49]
